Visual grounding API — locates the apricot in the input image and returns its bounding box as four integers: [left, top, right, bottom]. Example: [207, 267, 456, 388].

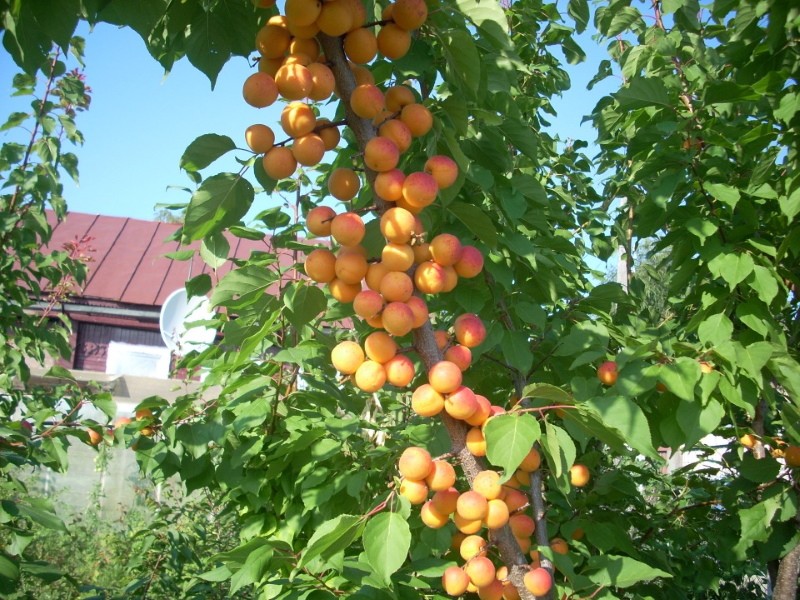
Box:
[428, 360, 463, 394]
[524, 567, 552, 597]
[414, 260, 446, 294]
[380, 271, 414, 302]
[464, 393, 491, 427]
[245, 124, 275, 153]
[344, 27, 378, 64]
[398, 446, 433, 480]
[509, 513, 535, 538]
[569, 463, 591, 487]
[364, 136, 400, 172]
[406, 296, 429, 328]
[441, 265, 458, 293]
[316, 118, 341, 150]
[353, 289, 384, 319]
[384, 354, 415, 387]
[343, 0, 367, 29]
[431, 487, 459, 515]
[455, 245, 484, 278]
[255, 24, 291, 58]
[477, 580, 504, 600]
[288, 35, 320, 59]
[444, 385, 479, 421]
[364, 331, 397, 363]
[263, 146, 297, 180]
[304, 248, 337, 283]
[307, 62, 336, 101]
[420, 500, 449, 529]
[503, 488, 528, 513]
[473, 470, 502, 500]
[385, 84, 416, 112]
[316, 0, 353, 36]
[411, 383, 445, 417]
[433, 329, 450, 350]
[379, 119, 413, 153]
[784, 445, 800, 467]
[464, 556, 496, 589]
[399, 478, 429, 504]
[380, 206, 416, 243]
[258, 56, 283, 76]
[243, 72, 279, 108]
[327, 278, 361, 303]
[382, 301, 414, 336]
[460, 535, 487, 561]
[454, 313, 487, 348]
[350, 83, 385, 120]
[519, 447, 541, 472]
[422, 460, 455, 492]
[430, 233, 463, 266]
[453, 512, 483, 534]
[739, 433, 758, 448]
[457, 490, 489, 521]
[550, 537, 569, 555]
[334, 251, 368, 285]
[466, 427, 487, 456]
[275, 63, 314, 100]
[365, 261, 390, 292]
[381, 242, 415, 272]
[392, 0, 428, 30]
[292, 133, 325, 166]
[442, 566, 470, 597]
[330, 212, 366, 246]
[331, 340, 364, 374]
[424, 154, 459, 189]
[513, 469, 531, 488]
[328, 168, 361, 201]
[349, 62, 375, 86]
[87, 428, 103, 446]
[377, 23, 412, 59]
[354, 360, 386, 392]
[281, 101, 317, 137]
[597, 360, 618, 386]
[413, 242, 432, 263]
[306, 206, 336, 237]
[400, 103, 433, 137]
[484, 499, 510, 529]
[402, 171, 438, 208]
[374, 168, 405, 201]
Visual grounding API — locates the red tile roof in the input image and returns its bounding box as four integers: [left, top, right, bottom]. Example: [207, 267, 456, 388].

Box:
[45, 211, 278, 307]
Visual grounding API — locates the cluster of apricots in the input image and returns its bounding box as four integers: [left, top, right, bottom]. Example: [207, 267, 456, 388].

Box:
[241, 1, 556, 596]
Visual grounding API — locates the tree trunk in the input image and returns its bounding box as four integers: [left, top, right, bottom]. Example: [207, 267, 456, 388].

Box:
[772, 539, 800, 600]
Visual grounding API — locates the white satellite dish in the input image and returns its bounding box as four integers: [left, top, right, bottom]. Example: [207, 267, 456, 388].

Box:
[159, 288, 217, 355]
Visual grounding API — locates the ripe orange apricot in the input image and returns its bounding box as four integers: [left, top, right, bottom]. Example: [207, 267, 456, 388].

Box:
[441, 266, 459, 293]
[353, 289, 384, 319]
[426, 459, 456, 491]
[413, 242, 432, 264]
[739, 433, 758, 448]
[307, 62, 336, 101]
[384, 354, 415, 387]
[385, 84, 416, 112]
[550, 537, 569, 555]
[350, 83, 385, 120]
[364, 136, 400, 172]
[400, 103, 433, 137]
[399, 478, 429, 504]
[316, 0, 353, 36]
[508, 513, 535, 538]
[380, 271, 414, 302]
[382, 301, 414, 336]
[378, 119, 413, 153]
[406, 296, 429, 328]
[263, 146, 297, 180]
[331, 340, 364, 374]
[524, 567, 552, 597]
[258, 56, 283, 76]
[473, 470, 502, 500]
[428, 360, 463, 394]
[464, 393, 491, 427]
[503, 488, 528, 513]
[306, 205, 336, 237]
[243, 72, 279, 108]
[288, 35, 320, 59]
[442, 566, 470, 597]
[245, 124, 275, 153]
[364, 331, 398, 363]
[785, 445, 800, 467]
[454, 313, 487, 348]
[381, 242, 415, 272]
[483, 499, 509, 529]
[354, 360, 386, 392]
[424, 154, 458, 188]
[328, 168, 361, 201]
[281, 101, 316, 137]
[457, 490, 488, 521]
[291, 133, 325, 166]
[330, 212, 366, 246]
[464, 556, 496, 589]
[411, 383, 445, 417]
[377, 23, 412, 59]
[460, 534, 487, 561]
[255, 24, 291, 58]
[444, 385, 479, 420]
[453, 512, 483, 535]
[344, 27, 378, 64]
[365, 261, 390, 292]
[316, 118, 341, 150]
[455, 245, 484, 278]
[275, 63, 314, 100]
[398, 446, 433, 480]
[569, 463, 591, 487]
[430, 233, 463, 266]
[392, 0, 428, 30]
[431, 486, 459, 515]
[343, 0, 367, 29]
[518, 447, 541, 472]
[466, 427, 487, 456]
[402, 171, 439, 208]
[328, 278, 361, 303]
[374, 168, 406, 201]
[414, 260, 446, 294]
[380, 206, 416, 243]
[597, 360, 618, 385]
[334, 251, 368, 285]
[304, 248, 337, 283]
[420, 500, 450, 529]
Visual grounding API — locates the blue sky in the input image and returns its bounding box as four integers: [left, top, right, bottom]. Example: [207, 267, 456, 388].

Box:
[0, 13, 615, 222]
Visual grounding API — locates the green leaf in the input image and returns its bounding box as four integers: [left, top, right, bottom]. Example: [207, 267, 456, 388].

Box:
[0, 554, 19, 584]
[614, 78, 670, 109]
[440, 30, 480, 96]
[540, 421, 575, 480]
[676, 397, 725, 449]
[186, 273, 213, 298]
[704, 81, 761, 104]
[17, 499, 66, 532]
[522, 383, 572, 405]
[734, 496, 782, 557]
[697, 313, 733, 347]
[568, 0, 590, 32]
[702, 182, 740, 210]
[200, 232, 230, 269]
[298, 515, 364, 569]
[211, 265, 276, 309]
[554, 321, 609, 357]
[164, 249, 195, 261]
[499, 119, 538, 161]
[708, 251, 754, 290]
[739, 453, 781, 483]
[183, 173, 255, 242]
[500, 330, 533, 373]
[658, 358, 702, 402]
[180, 134, 236, 172]
[778, 187, 800, 221]
[272, 340, 326, 364]
[585, 554, 671, 588]
[230, 544, 273, 594]
[364, 512, 411, 584]
[748, 265, 779, 305]
[484, 413, 541, 476]
[283, 283, 327, 328]
[735, 341, 773, 382]
[43, 365, 76, 383]
[453, 0, 513, 50]
[585, 396, 660, 460]
[448, 201, 498, 247]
